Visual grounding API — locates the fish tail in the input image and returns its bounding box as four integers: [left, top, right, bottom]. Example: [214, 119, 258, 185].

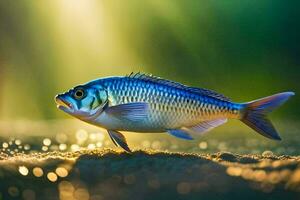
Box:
[240, 92, 295, 140]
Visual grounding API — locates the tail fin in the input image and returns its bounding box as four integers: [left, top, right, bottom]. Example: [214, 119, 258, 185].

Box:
[241, 92, 295, 140]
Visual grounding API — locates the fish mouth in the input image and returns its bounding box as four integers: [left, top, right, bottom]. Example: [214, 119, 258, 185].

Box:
[55, 95, 73, 112]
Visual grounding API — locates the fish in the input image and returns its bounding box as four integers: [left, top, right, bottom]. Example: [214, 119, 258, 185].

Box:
[55, 73, 295, 152]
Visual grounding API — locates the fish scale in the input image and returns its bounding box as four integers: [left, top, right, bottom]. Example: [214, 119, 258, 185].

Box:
[100, 76, 236, 130]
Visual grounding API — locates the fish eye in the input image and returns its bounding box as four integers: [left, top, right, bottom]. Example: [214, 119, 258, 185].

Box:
[74, 88, 85, 100]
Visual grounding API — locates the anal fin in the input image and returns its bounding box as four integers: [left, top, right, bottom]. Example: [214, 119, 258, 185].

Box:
[186, 118, 227, 136]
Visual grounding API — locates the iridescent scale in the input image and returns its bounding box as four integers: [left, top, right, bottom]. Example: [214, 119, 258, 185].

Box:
[96, 75, 241, 131]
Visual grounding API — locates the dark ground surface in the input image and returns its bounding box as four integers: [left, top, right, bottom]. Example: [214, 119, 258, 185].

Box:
[0, 149, 300, 200]
[0, 120, 299, 199]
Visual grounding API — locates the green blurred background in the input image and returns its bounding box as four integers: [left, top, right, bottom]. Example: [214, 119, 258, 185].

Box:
[0, 0, 299, 120]
[1, 3, 300, 198]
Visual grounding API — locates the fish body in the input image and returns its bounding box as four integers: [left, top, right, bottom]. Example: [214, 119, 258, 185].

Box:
[90, 76, 240, 132]
[55, 73, 294, 151]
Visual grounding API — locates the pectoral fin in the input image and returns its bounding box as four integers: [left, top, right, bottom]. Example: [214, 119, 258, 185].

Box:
[107, 130, 131, 152]
[105, 102, 149, 122]
[167, 129, 194, 140]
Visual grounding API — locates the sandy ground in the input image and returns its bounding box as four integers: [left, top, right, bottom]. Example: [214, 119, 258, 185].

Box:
[0, 149, 300, 200]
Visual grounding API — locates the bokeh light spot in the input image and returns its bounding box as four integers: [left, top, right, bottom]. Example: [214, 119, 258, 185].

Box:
[43, 138, 52, 146]
[198, 141, 208, 150]
[59, 143, 67, 151]
[8, 186, 19, 197]
[47, 172, 58, 182]
[74, 188, 90, 200]
[55, 167, 68, 178]
[22, 189, 36, 200]
[18, 166, 29, 176]
[33, 167, 44, 177]
[177, 182, 191, 194]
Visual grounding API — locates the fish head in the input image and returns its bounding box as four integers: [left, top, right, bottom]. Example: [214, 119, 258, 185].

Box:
[55, 83, 108, 120]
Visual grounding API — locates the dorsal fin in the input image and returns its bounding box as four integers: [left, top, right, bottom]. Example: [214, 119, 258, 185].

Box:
[126, 72, 230, 101]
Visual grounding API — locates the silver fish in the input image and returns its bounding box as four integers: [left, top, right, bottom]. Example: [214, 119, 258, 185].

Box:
[55, 73, 295, 152]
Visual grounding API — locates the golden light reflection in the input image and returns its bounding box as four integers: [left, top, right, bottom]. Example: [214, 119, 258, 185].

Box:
[43, 138, 52, 146]
[198, 141, 208, 150]
[267, 171, 281, 184]
[55, 167, 68, 178]
[42, 146, 49, 151]
[33, 167, 44, 177]
[279, 169, 291, 182]
[226, 167, 242, 177]
[47, 172, 58, 182]
[142, 140, 151, 148]
[226, 160, 295, 189]
[151, 141, 161, 150]
[241, 169, 254, 180]
[2, 142, 8, 148]
[58, 181, 74, 200]
[15, 139, 22, 145]
[89, 132, 105, 141]
[87, 144, 96, 150]
[262, 150, 274, 157]
[24, 144, 31, 150]
[56, 133, 68, 144]
[18, 166, 29, 176]
[59, 143, 67, 151]
[253, 170, 267, 182]
[76, 129, 88, 144]
[71, 144, 80, 152]
[287, 169, 300, 188]
[96, 142, 103, 148]
[74, 188, 90, 200]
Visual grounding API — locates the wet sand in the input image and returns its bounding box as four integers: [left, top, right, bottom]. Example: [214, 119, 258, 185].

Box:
[0, 149, 300, 200]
